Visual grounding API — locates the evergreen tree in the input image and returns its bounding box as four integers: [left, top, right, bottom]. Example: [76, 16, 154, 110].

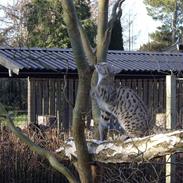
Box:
[23, 0, 96, 48]
[109, 19, 124, 50]
[140, 0, 183, 51]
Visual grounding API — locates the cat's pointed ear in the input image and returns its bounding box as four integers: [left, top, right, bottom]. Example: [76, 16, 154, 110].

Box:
[108, 64, 121, 74]
[94, 63, 106, 74]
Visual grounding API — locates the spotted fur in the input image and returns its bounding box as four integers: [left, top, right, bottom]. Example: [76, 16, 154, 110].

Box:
[93, 62, 152, 138]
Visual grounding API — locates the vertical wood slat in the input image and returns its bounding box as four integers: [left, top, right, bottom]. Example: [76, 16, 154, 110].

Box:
[179, 82, 183, 123]
[148, 80, 154, 114]
[143, 79, 148, 106]
[49, 79, 55, 115]
[153, 79, 159, 113]
[131, 79, 137, 92]
[159, 79, 165, 112]
[137, 79, 143, 99]
[44, 80, 49, 115]
[68, 79, 74, 128]
[177, 80, 183, 123]
[36, 81, 42, 115]
[57, 81, 62, 130]
[62, 79, 70, 130]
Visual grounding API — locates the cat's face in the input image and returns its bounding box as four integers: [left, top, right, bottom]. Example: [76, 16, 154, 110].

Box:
[95, 63, 120, 85]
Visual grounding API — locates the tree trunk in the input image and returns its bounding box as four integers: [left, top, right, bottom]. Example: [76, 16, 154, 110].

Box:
[72, 72, 93, 183]
[61, 1, 93, 182]
[172, 0, 178, 43]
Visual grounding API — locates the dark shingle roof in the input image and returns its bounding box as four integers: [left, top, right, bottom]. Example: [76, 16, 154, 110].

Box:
[0, 47, 183, 74]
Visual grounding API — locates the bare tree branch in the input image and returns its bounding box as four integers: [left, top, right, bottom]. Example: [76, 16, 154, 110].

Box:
[6, 114, 78, 183]
[96, 0, 109, 63]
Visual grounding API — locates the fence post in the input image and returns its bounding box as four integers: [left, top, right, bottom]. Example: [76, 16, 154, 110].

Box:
[166, 74, 176, 183]
[28, 77, 36, 124]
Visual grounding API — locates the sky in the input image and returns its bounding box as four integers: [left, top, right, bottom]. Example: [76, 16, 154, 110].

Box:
[122, 0, 161, 50]
[0, 0, 161, 50]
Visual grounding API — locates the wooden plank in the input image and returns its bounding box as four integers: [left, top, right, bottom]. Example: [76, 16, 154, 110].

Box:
[56, 80, 62, 131]
[153, 79, 159, 113]
[68, 79, 74, 129]
[131, 79, 136, 92]
[142, 79, 148, 106]
[137, 79, 143, 99]
[62, 78, 70, 130]
[166, 74, 176, 183]
[159, 79, 165, 113]
[44, 80, 49, 115]
[36, 80, 42, 116]
[176, 80, 183, 124]
[179, 81, 183, 123]
[0, 55, 21, 75]
[49, 79, 55, 115]
[148, 79, 154, 115]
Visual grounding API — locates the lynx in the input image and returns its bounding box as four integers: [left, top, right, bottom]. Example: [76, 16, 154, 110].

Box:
[92, 62, 153, 140]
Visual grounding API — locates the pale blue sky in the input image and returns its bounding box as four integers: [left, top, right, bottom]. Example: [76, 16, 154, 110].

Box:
[0, 0, 160, 50]
[122, 0, 161, 50]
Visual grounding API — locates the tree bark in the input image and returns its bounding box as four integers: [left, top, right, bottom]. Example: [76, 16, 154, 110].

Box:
[61, 1, 93, 182]
[58, 130, 183, 163]
[172, 0, 178, 43]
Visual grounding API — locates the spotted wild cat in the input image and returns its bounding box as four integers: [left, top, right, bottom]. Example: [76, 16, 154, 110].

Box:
[92, 62, 153, 140]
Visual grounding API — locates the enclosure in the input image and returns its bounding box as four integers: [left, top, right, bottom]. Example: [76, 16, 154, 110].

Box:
[0, 48, 183, 182]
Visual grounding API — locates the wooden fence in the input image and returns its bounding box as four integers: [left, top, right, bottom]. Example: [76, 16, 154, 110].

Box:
[27, 77, 78, 130]
[27, 77, 167, 129]
[1, 77, 183, 183]
[1, 77, 183, 129]
[0, 78, 27, 110]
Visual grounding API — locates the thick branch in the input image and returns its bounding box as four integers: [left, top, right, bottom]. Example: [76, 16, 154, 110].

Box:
[61, 0, 89, 73]
[78, 22, 96, 64]
[58, 130, 183, 164]
[96, 0, 109, 63]
[6, 115, 78, 183]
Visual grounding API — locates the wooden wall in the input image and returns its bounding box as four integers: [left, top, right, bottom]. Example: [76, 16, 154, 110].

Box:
[28, 77, 78, 130]
[27, 77, 168, 130]
[0, 78, 27, 110]
[2, 76, 183, 130]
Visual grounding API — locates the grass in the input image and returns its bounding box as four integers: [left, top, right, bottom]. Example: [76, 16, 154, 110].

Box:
[14, 114, 27, 127]
[0, 114, 27, 128]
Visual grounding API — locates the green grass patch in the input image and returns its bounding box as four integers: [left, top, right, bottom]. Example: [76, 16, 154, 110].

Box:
[14, 114, 27, 127]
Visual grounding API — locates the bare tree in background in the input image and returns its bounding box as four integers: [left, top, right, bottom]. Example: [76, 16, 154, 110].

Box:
[0, 0, 29, 46]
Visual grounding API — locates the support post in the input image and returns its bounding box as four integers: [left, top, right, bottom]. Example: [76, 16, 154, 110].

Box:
[28, 77, 36, 124]
[166, 74, 176, 183]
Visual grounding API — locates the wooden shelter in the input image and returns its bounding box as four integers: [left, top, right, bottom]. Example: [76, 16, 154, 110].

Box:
[1, 47, 183, 183]
[0, 47, 183, 130]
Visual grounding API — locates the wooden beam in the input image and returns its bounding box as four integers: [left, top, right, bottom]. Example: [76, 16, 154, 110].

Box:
[0, 55, 21, 75]
[166, 74, 176, 183]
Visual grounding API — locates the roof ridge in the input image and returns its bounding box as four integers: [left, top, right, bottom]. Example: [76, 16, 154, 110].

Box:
[0, 47, 183, 55]
[0, 47, 72, 52]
